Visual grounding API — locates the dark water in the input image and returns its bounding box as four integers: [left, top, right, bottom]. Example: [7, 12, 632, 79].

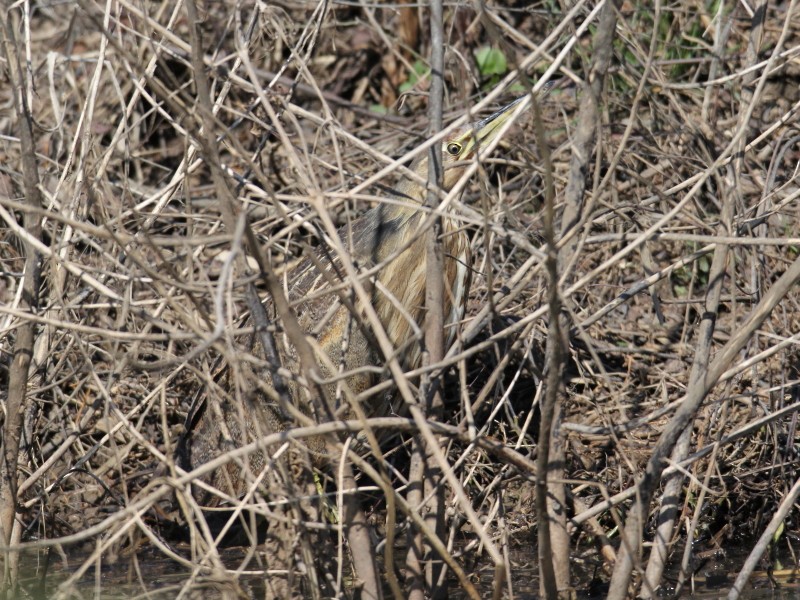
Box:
[7, 543, 800, 599]
[12, 545, 218, 600]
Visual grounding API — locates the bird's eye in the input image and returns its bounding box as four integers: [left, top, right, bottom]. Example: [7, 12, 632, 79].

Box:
[446, 142, 461, 156]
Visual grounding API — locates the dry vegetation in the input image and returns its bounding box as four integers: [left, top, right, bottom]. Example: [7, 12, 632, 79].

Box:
[1, 0, 799, 598]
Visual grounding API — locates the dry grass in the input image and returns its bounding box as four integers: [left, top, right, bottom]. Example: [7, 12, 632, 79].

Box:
[1, 0, 799, 597]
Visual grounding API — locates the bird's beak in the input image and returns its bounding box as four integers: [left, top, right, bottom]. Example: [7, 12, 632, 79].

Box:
[463, 96, 528, 158]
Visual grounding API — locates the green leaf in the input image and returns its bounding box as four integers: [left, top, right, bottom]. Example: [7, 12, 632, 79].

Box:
[773, 520, 785, 544]
[369, 104, 389, 115]
[475, 47, 508, 76]
[400, 60, 429, 92]
[698, 255, 711, 273]
[411, 59, 428, 76]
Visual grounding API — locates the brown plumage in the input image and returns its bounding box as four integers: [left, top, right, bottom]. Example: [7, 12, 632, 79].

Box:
[178, 97, 527, 501]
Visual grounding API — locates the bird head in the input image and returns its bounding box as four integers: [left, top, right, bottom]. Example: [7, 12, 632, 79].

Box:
[393, 96, 528, 203]
[438, 96, 526, 190]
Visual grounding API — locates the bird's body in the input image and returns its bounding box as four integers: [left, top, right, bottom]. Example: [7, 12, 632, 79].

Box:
[179, 98, 526, 501]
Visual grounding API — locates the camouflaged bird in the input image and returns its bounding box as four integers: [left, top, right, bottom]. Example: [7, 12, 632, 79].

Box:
[178, 97, 528, 502]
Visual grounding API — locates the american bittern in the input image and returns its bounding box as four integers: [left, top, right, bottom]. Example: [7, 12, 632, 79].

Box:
[179, 96, 528, 500]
